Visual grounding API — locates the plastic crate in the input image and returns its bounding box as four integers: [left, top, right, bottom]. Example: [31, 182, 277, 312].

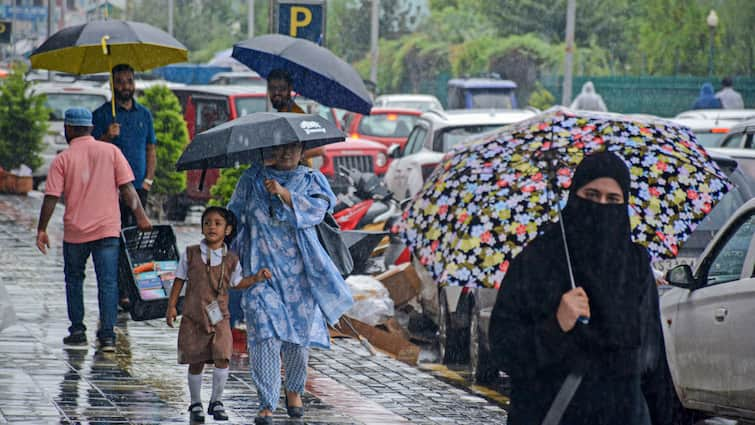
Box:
[119, 225, 184, 321]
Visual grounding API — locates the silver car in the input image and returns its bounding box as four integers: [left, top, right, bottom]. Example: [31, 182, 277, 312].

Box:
[664, 197, 755, 422]
[716, 118, 755, 150]
[385, 108, 536, 200]
[30, 82, 110, 188]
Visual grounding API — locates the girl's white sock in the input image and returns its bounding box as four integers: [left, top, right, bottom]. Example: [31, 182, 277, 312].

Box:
[211, 367, 229, 402]
[188, 371, 202, 405]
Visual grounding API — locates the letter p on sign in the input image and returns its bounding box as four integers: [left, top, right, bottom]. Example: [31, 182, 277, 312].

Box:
[289, 6, 312, 37]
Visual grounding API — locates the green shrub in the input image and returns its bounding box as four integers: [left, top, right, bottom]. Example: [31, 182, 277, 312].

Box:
[0, 65, 49, 172]
[137, 85, 188, 217]
[528, 82, 556, 111]
[209, 165, 249, 207]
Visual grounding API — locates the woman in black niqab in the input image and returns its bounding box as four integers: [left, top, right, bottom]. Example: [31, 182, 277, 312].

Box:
[489, 151, 660, 425]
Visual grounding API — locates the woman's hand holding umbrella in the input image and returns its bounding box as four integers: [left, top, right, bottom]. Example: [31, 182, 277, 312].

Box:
[265, 179, 292, 207]
[557, 287, 591, 332]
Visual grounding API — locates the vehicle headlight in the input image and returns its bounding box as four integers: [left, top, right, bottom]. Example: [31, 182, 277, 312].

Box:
[376, 153, 387, 168]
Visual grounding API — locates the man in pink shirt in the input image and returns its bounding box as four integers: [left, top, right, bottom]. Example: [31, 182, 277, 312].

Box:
[36, 107, 152, 352]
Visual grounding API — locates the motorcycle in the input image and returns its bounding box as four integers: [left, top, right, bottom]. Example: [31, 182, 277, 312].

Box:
[332, 166, 401, 233]
[383, 199, 412, 268]
[328, 167, 403, 274]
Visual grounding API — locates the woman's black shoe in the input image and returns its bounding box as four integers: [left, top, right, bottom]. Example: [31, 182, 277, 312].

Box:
[207, 400, 228, 421]
[285, 392, 304, 418]
[254, 415, 273, 425]
[188, 402, 205, 423]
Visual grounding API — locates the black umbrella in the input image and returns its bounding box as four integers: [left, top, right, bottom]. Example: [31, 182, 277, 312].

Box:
[175, 112, 346, 172]
[232, 34, 373, 115]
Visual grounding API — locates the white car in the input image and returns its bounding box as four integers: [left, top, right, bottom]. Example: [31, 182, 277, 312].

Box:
[209, 71, 265, 87]
[373, 94, 443, 112]
[675, 109, 755, 122]
[30, 82, 111, 187]
[663, 197, 755, 421]
[384, 108, 536, 200]
[715, 118, 755, 150]
[707, 147, 755, 179]
[668, 117, 738, 147]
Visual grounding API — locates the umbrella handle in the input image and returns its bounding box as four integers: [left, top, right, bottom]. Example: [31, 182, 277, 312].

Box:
[101, 35, 116, 118]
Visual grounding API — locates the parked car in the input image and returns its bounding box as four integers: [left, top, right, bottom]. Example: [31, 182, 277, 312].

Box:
[385, 108, 537, 200]
[344, 107, 422, 150]
[447, 76, 518, 109]
[675, 109, 755, 122]
[715, 118, 755, 150]
[373, 94, 443, 112]
[663, 197, 755, 422]
[707, 147, 755, 179]
[30, 82, 111, 188]
[668, 117, 737, 147]
[414, 151, 755, 384]
[209, 71, 265, 87]
[304, 137, 389, 194]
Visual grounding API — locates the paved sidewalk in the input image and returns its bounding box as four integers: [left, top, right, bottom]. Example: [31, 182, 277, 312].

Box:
[0, 193, 508, 424]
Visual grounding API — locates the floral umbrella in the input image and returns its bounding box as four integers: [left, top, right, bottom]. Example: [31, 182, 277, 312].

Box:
[399, 107, 732, 289]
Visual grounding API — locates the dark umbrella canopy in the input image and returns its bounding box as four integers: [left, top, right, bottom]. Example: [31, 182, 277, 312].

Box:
[30, 20, 187, 74]
[232, 34, 373, 115]
[176, 112, 346, 171]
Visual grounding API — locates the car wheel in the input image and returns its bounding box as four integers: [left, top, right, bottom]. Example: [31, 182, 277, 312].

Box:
[469, 304, 497, 384]
[438, 289, 467, 364]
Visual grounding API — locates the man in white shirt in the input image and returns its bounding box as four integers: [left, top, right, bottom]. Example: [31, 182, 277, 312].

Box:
[716, 77, 745, 109]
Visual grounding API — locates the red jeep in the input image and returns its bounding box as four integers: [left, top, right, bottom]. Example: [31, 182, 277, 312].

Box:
[305, 137, 389, 194]
[344, 107, 422, 150]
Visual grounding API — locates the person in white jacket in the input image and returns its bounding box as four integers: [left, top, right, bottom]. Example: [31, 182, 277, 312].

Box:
[570, 81, 608, 112]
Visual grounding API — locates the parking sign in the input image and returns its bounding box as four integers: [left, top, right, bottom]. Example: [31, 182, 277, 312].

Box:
[0, 20, 10, 44]
[273, 0, 326, 45]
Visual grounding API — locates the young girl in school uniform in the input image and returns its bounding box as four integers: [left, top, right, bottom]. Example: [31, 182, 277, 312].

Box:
[166, 206, 271, 423]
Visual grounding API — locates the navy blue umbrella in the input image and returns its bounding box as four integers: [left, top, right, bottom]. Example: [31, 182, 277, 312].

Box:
[232, 34, 373, 115]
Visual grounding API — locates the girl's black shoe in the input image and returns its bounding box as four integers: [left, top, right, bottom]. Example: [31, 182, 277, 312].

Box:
[207, 400, 228, 421]
[188, 402, 205, 423]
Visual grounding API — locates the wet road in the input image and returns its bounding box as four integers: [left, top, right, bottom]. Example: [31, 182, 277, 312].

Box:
[0, 193, 508, 424]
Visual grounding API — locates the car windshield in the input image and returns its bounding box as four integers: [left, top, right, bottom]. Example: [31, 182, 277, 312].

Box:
[440, 124, 504, 152]
[234, 97, 267, 117]
[693, 131, 725, 147]
[469, 90, 514, 109]
[45, 93, 107, 120]
[358, 113, 419, 138]
[696, 167, 752, 231]
[384, 101, 439, 112]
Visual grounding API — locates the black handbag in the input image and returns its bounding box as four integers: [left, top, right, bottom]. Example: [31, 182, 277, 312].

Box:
[316, 212, 354, 277]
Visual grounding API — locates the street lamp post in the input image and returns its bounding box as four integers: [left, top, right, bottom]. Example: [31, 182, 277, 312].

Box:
[706, 10, 718, 77]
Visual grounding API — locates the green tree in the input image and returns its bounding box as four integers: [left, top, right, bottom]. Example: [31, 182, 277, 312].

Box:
[130, 0, 243, 62]
[209, 165, 249, 207]
[137, 85, 189, 218]
[0, 65, 49, 172]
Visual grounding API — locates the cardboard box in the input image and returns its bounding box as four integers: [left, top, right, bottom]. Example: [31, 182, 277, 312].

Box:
[375, 263, 422, 306]
[347, 317, 420, 365]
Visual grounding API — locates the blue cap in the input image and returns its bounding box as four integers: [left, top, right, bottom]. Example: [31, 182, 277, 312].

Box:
[64, 108, 93, 126]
